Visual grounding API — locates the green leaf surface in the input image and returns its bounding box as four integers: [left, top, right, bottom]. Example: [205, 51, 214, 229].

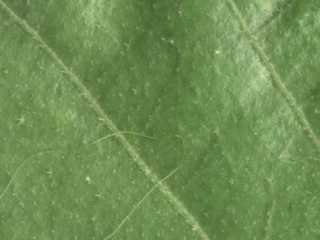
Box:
[0, 0, 319, 239]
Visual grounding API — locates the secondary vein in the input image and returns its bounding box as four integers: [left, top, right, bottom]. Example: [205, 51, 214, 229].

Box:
[104, 168, 178, 240]
[0, 1, 211, 239]
[227, 0, 320, 153]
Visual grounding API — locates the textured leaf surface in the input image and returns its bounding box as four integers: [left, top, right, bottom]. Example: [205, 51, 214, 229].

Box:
[0, 0, 319, 239]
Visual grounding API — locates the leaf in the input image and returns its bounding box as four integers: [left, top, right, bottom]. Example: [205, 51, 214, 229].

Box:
[0, 0, 319, 239]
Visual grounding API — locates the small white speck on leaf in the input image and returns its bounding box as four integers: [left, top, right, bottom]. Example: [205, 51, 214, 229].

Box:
[192, 224, 199, 231]
[132, 88, 138, 95]
[94, 193, 102, 198]
[85, 176, 92, 184]
[229, 178, 234, 185]
[46, 169, 53, 176]
[213, 127, 220, 136]
[17, 115, 26, 125]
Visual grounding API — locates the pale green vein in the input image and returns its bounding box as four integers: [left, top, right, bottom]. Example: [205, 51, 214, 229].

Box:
[0, 150, 54, 201]
[263, 199, 276, 240]
[252, 0, 293, 35]
[227, 0, 320, 153]
[105, 167, 178, 240]
[262, 139, 293, 240]
[92, 131, 155, 144]
[0, 2, 210, 239]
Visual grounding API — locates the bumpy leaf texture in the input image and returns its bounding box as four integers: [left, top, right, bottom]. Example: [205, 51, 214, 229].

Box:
[0, 0, 320, 239]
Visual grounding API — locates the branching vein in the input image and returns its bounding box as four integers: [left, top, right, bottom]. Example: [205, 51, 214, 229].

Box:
[252, 0, 293, 35]
[104, 168, 178, 240]
[227, 0, 320, 153]
[0, 2, 210, 239]
[0, 150, 54, 201]
[92, 131, 155, 144]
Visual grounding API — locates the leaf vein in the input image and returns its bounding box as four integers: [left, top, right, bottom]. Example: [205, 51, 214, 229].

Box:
[0, 150, 55, 201]
[104, 168, 178, 240]
[252, 0, 294, 35]
[227, 0, 320, 153]
[0, 2, 210, 239]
